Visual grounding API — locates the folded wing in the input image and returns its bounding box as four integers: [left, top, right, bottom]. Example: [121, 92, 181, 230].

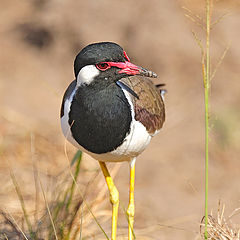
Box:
[119, 76, 165, 135]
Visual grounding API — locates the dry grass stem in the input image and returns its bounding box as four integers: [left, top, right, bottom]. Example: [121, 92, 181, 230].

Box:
[1, 211, 29, 240]
[211, 12, 230, 28]
[39, 179, 59, 240]
[210, 44, 230, 81]
[9, 170, 33, 236]
[200, 202, 240, 240]
[67, 160, 121, 240]
[30, 133, 40, 223]
[183, 7, 206, 30]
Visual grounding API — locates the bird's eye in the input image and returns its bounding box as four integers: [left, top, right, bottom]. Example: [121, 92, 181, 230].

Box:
[96, 62, 110, 71]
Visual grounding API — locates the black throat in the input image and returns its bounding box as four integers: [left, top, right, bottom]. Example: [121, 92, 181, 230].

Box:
[69, 81, 132, 154]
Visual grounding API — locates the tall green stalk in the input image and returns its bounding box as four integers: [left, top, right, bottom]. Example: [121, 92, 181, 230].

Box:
[204, 0, 211, 239]
[66, 150, 82, 210]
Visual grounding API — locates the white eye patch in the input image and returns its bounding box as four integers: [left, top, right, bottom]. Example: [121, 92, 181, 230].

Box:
[77, 65, 100, 86]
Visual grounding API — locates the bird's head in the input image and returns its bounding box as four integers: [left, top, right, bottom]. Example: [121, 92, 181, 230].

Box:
[74, 42, 157, 86]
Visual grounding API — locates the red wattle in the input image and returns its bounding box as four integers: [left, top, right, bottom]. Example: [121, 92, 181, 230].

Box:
[123, 51, 131, 62]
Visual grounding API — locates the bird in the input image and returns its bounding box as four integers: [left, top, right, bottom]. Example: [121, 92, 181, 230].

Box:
[60, 42, 165, 240]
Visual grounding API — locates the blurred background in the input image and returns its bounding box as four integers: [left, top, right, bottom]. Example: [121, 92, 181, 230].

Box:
[0, 0, 240, 239]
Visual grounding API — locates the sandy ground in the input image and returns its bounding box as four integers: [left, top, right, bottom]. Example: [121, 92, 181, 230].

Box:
[1, 0, 240, 239]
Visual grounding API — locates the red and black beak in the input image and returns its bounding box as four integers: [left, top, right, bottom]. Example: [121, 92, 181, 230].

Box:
[102, 61, 157, 78]
[118, 61, 158, 78]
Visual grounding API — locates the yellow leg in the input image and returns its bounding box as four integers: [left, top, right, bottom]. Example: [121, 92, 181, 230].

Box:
[99, 161, 119, 240]
[127, 158, 136, 240]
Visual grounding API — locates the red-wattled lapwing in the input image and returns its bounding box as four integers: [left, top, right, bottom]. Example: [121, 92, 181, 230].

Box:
[60, 42, 165, 240]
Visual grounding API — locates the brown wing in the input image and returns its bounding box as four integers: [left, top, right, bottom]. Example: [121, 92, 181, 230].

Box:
[119, 76, 165, 135]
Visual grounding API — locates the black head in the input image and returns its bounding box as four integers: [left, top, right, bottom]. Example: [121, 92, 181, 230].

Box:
[73, 42, 157, 87]
[74, 42, 127, 77]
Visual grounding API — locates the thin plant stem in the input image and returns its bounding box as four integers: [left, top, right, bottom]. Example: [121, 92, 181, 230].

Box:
[10, 170, 33, 237]
[79, 204, 83, 240]
[204, 0, 211, 239]
[39, 179, 59, 240]
[64, 145, 109, 240]
[7, 211, 29, 240]
[31, 133, 40, 224]
[3, 233, 9, 240]
[66, 150, 82, 210]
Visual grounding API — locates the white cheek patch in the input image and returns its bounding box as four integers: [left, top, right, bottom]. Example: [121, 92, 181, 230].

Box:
[77, 65, 100, 86]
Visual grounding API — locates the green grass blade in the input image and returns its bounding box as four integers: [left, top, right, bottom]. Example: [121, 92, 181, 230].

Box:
[66, 150, 82, 210]
[70, 150, 82, 167]
[50, 150, 82, 234]
[67, 161, 110, 240]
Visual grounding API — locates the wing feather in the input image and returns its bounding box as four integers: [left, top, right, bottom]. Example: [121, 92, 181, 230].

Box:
[119, 76, 165, 135]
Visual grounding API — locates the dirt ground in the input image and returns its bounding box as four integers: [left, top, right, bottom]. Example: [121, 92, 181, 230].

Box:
[1, 0, 240, 239]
